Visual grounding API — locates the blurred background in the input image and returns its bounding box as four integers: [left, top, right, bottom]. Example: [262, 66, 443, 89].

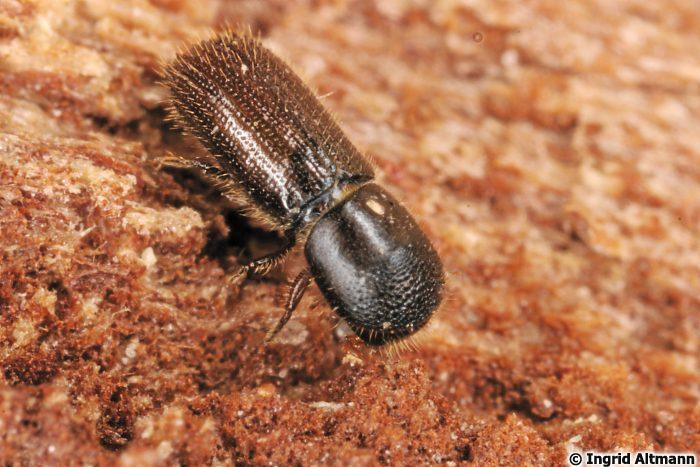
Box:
[1, 1, 698, 464]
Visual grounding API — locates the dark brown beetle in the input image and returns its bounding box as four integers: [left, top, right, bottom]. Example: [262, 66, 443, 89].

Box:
[162, 31, 443, 345]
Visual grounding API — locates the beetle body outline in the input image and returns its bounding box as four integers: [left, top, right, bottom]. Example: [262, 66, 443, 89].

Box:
[162, 31, 444, 345]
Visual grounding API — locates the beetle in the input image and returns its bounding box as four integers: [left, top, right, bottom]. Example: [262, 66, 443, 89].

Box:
[161, 31, 443, 345]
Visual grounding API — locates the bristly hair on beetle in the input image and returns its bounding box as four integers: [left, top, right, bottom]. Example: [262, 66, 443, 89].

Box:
[161, 29, 444, 347]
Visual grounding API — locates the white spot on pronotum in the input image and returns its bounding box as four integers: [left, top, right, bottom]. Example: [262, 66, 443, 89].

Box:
[241, 63, 249, 74]
[366, 198, 385, 215]
[382, 322, 391, 330]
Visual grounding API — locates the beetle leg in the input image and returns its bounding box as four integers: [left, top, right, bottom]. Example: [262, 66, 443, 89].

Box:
[163, 153, 297, 281]
[265, 268, 312, 342]
[230, 233, 296, 282]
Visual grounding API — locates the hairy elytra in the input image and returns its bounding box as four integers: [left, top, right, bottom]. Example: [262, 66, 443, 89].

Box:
[162, 31, 444, 345]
